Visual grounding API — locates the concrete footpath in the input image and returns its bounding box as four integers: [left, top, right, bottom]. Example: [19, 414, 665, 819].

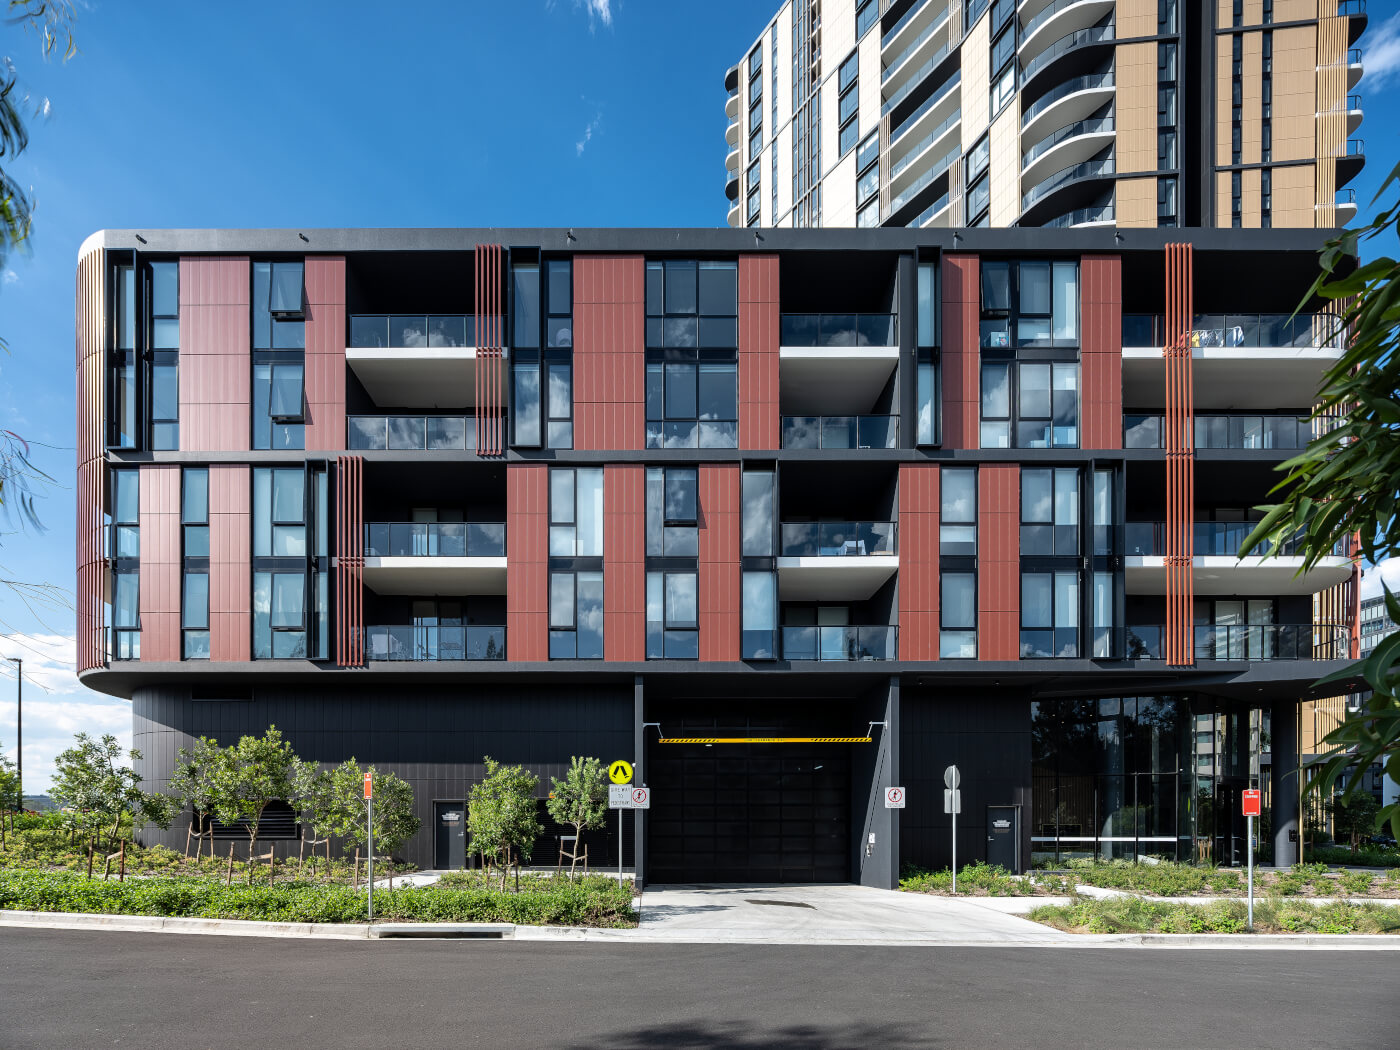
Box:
[1, 882, 1398, 948]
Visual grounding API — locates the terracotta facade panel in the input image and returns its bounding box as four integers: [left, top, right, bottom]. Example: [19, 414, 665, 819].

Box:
[305, 256, 347, 452]
[897, 464, 940, 661]
[978, 465, 1020, 660]
[604, 464, 646, 662]
[180, 263, 251, 452]
[138, 466, 182, 662]
[574, 256, 645, 451]
[507, 464, 550, 660]
[699, 464, 741, 661]
[739, 254, 780, 450]
[1081, 254, 1123, 451]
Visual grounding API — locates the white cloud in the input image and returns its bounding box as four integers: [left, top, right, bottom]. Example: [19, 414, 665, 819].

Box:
[2, 269, 17, 285]
[576, 0, 612, 29]
[1362, 557, 1400, 601]
[0, 632, 131, 795]
[1364, 12, 1400, 91]
[576, 112, 603, 156]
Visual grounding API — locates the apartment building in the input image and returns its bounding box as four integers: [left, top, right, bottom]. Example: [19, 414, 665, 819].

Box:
[723, 0, 1366, 229]
[76, 226, 1361, 883]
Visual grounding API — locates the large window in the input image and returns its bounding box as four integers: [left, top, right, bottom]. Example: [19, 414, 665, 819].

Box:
[1021, 571, 1079, 658]
[981, 361, 1080, 449]
[549, 571, 603, 659]
[252, 466, 328, 659]
[647, 468, 699, 557]
[980, 260, 1078, 348]
[940, 467, 978, 658]
[182, 468, 210, 660]
[645, 260, 738, 449]
[647, 571, 699, 659]
[742, 570, 777, 660]
[252, 260, 305, 450]
[110, 469, 140, 660]
[107, 259, 179, 451]
[917, 261, 939, 445]
[1021, 468, 1079, 556]
[550, 468, 604, 558]
[512, 259, 573, 449]
[1021, 467, 1081, 658]
[837, 51, 859, 157]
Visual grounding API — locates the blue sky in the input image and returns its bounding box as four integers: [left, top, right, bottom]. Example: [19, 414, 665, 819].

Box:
[0, 0, 1398, 792]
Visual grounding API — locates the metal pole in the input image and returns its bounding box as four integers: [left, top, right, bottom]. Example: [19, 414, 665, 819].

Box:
[618, 806, 623, 886]
[7, 658, 20, 812]
[1247, 813, 1254, 930]
[952, 804, 957, 894]
[367, 795, 374, 921]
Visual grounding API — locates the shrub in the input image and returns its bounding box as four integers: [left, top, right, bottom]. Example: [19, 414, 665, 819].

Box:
[1028, 895, 1400, 935]
[1337, 870, 1375, 897]
[900, 861, 1036, 896]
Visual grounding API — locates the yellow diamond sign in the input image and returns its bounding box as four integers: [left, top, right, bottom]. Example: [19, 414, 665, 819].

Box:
[608, 759, 633, 785]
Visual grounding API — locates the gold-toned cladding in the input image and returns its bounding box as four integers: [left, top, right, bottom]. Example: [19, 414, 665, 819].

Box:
[658, 737, 874, 745]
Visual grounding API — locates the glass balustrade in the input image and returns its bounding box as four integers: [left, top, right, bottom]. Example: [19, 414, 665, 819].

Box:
[347, 415, 483, 451]
[1126, 624, 1345, 661]
[779, 522, 896, 556]
[780, 314, 897, 347]
[1120, 313, 1344, 348]
[348, 314, 489, 349]
[1123, 414, 1312, 450]
[365, 625, 506, 662]
[364, 522, 506, 558]
[781, 415, 898, 449]
[1124, 521, 1348, 558]
[781, 625, 897, 661]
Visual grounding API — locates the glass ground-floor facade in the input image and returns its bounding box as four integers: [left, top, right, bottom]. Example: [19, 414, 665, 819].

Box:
[1030, 695, 1270, 866]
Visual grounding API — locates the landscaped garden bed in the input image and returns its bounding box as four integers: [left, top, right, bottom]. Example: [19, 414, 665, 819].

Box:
[1027, 895, 1400, 935]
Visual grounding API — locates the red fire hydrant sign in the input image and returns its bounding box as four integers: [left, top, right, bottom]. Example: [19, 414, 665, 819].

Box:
[1242, 788, 1261, 817]
[364, 772, 373, 799]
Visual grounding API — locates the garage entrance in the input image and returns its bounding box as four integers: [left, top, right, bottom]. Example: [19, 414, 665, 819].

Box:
[647, 709, 854, 884]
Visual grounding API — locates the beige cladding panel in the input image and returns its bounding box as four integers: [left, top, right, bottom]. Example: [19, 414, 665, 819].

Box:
[1273, 163, 1315, 225]
[1216, 35, 1233, 161]
[1242, 0, 1263, 26]
[825, 0, 858, 69]
[1241, 167, 1262, 226]
[961, 16, 991, 148]
[1115, 176, 1157, 227]
[1216, 171, 1233, 226]
[1274, 0, 1319, 21]
[988, 102, 1021, 226]
[1241, 32, 1262, 165]
[1115, 42, 1158, 174]
[1273, 25, 1318, 163]
[1216, 0, 1231, 26]
[1117, 0, 1157, 38]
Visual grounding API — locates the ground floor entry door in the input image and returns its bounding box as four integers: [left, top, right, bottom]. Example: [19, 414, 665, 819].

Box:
[648, 741, 851, 884]
[435, 801, 466, 870]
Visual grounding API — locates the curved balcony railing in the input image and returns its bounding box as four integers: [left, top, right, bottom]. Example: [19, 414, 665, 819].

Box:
[780, 522, 896, 556]
[780, 313, 897, 346]
[1335, 188, 1357, 205]
[1124, 413, 1312, 451]
[366, 625, 506, 662]
[1022, 0, 1108, 45]
[883, 40, 957, 115]
[782, 415, 898, 450]
[1346, 137, 1364, 156]
[1022, 71, 1114, 127]
[1126, 624, 1348, 662]
[1120, 312, 1344, 349]
[781, 625, 898, 661]
[349, 314, 483, 349]
[1022, 114, 1113, 168]
[889, 145, 960, 214]
[911, 191, 952, 227]
[889, 107, 962, 181]
[1348, 47, 1363, 63]
[890, 71, 961, 139]
[364, 522, 505, 558]
[1039, 203, 1114, 227]
[1020, 22, 1114, 85]
[883, 5, 950, 84]
[348, 415, 486, 451]
[1336, 0, 1365, 15]
[1021, 154, 1114, 210]
[1125, 521, 1351, 559]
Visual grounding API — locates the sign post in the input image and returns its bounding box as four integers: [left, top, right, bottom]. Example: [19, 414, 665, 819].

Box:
[609, 760, 633, 886]
[944, 765, 961, 893]
[364, 772, 374, 921]
[1243, 788, 1261, 929]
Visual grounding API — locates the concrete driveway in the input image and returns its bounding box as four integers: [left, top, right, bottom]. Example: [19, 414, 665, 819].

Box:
[635, 883, 1078, 946]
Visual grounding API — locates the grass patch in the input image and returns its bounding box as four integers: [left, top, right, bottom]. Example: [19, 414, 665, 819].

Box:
[0, 868, 637, 927]
[1028, 895, 1400, 935]
[899, 862, 1073, 896]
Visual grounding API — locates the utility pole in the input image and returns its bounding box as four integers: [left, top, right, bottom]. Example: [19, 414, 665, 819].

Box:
[6, 658, 19, 812]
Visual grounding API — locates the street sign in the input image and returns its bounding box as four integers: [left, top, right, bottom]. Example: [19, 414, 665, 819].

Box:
[1242, 789, 1261, 817]
[608, 784, 632, 808]
[363, 772, 372, 799]
[943, 789, 961, 815]
[631, 786, 651, 809]
[885, 786, 906, 809]
[608, 759, 634, 785]
[943, 765, 960, 790]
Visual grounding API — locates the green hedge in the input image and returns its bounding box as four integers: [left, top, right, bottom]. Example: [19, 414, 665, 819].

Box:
[1029, 895, 1400, 935]
[0, 869, 637, 927]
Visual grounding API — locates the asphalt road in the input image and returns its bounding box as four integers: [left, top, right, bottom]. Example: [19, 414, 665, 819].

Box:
[1, 928, 1397, 1049]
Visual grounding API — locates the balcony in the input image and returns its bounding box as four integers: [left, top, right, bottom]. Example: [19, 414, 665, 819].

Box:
[1021, 71, 1114, 144]
[780, 314, 899, 416]
[1123, 522, 1352, 596]
[782, 415, 898, 450]
[1040, 202, 1114, 228]
[888, 144, 960, 220]
[362, 522, 507, 596]
[346, 314, 506, 408]
[1124, 413, 1312, 451]
[725, 144, 741, 172]
[781, 625, 897, 661]
[347, 415, 489, 451]
[881, 3, 952, 105]
[777, 522, 898, 601]
[911, 192, 953, 228]
[366, 625, 506, 662]
[1326, 187, 1358, 224]
[1121, 312, 1344, 411]
[1125, 624, 1347, 662]
[1018, 0, 1115, 67]
[1346, 47, 1363, 89]
[1021, 154, 1114, 213]
[1020, 115, 1114, 189]
[1020, 22, 1114, 90]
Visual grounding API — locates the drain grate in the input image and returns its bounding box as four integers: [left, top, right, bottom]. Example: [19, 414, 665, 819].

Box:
[744, 899, 816, 909]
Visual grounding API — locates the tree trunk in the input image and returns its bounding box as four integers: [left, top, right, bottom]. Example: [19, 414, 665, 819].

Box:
[226, 841, 235, 887]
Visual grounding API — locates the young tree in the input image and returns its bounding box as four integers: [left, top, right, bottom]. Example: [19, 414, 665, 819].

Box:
[49, 733, 172, 847]
[468, 757, 541, 890]
[1240, 161, 1400, 841]
[547, 756, 607, 876]
[288, 757, 339, 873]
[169, 735, 225, 857]
[208, 726, 298, 878]
[0, 742, 16, 829]
[329, 760, 421, 884]
[1327, 792, 1381, 854]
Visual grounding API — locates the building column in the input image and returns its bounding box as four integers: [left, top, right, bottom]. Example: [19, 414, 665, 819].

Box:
[854, 677, 900, 889]
[633, 674, 646, 890]
[1271, 699, 1300, 867]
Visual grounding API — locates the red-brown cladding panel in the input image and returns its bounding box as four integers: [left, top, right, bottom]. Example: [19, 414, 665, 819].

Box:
[897, 464, 940, 661]
[604, 464, 646, 661]
[941, 254, 980, 450]
[1080, 254, 1122, 451]
[977, 465, 1020, 661]
[574, 255, 645, 451]
[506, 464, 550, 660]
[76, 247, 106, 672]
[138, 466, 182, 663]
[699, 464, 741, 661]
[738, 254, 780, 450]
[179, 256, 251, 453]
[209, 464, 251, 661]
[304, 256, 346, 452]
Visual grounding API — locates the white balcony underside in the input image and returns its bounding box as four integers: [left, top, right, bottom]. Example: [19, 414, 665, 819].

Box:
[1121, 348, 1342, 410]
[362, 557, 508, 596]
[1124, 556, 1352, 596]
[779, 347, 899, 415]
[347, 348, 508, 409]
[776, 556, 900, 601]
